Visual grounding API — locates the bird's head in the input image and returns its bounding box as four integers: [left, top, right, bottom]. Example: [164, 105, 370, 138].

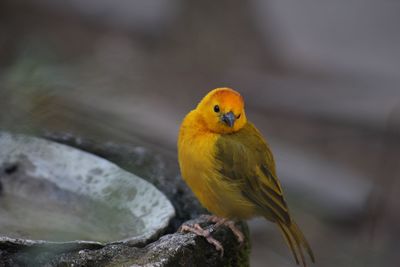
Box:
[196, 87, 247, 134]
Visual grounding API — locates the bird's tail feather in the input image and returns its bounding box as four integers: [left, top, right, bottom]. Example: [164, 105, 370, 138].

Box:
[276, 220, 315, 267]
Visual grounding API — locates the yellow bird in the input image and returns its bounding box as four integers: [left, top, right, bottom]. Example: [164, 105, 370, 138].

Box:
[178, 88, 314, 266]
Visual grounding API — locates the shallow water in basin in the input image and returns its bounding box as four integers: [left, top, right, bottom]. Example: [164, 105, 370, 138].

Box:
[0, 170, 145, 243]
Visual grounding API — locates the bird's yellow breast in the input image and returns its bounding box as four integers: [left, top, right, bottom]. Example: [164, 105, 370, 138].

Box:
[178, 110, 256, 219]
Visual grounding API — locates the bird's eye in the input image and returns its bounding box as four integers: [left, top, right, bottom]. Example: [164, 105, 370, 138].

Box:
[236, 114, 241, 119]
[213, 105, 220, 113]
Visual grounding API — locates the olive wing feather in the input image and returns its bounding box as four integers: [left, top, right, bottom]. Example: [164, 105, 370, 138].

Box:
[215, 123, 290, 224]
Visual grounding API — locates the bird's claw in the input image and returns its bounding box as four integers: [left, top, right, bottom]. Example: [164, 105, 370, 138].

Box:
[224, 220, 245, 244]
[179, 215, 245, 256]
[180, 223, 224, 257]
[206, 215, 245, 245]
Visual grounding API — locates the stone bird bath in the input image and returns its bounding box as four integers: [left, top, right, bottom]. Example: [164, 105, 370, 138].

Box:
[0, 132, 175, 248]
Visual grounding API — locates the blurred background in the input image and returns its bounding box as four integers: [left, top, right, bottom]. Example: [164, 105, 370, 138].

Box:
[1, 0, 400, 266]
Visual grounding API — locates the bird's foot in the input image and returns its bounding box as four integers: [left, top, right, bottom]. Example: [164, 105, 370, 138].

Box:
[180, 223, 224, 257]
[202, 215, 245, 244]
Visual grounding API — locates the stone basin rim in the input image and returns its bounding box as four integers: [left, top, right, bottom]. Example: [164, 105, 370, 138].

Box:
[0, 234, 153, 247]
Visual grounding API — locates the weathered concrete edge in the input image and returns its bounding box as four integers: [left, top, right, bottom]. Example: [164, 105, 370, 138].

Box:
[40, 218, 250, 267]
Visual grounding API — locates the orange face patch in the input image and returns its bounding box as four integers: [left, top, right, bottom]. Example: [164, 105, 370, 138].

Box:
[211, 88, 244, 115]
[196, 87, 247, 134]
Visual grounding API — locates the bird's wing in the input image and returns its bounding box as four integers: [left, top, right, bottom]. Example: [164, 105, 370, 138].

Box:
[215, 123, 290, 224]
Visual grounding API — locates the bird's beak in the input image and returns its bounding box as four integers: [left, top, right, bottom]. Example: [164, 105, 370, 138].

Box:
[221, 112, 236, 128]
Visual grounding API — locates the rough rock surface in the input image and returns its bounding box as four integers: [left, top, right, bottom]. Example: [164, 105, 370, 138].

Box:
[0, 132, 250, 266]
